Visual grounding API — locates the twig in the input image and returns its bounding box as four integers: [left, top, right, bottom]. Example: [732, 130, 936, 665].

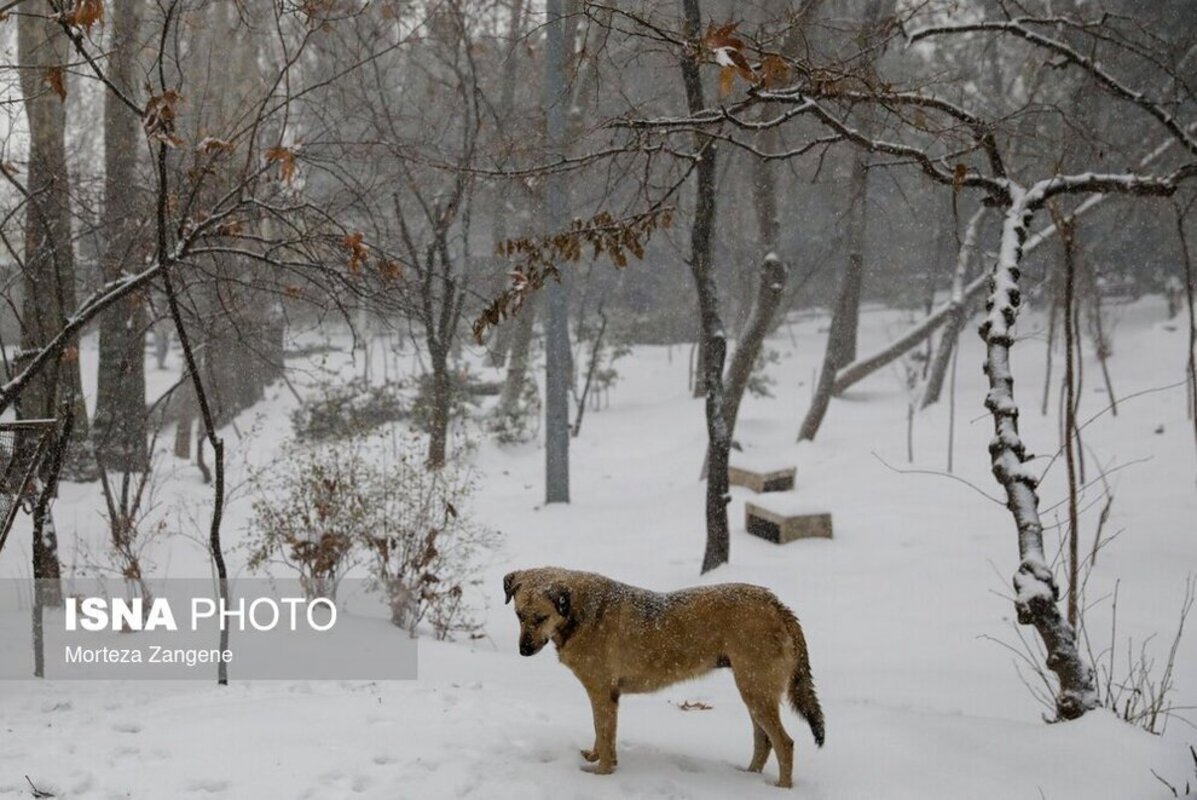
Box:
[24, 775, 54, 798]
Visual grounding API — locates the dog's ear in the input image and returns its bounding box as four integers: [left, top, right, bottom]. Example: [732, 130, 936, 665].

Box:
[545, 585, 570, 619]
[503, 572, 521, 605]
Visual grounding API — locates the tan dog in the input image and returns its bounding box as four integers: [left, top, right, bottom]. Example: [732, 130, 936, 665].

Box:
[503, 567, 824, 788]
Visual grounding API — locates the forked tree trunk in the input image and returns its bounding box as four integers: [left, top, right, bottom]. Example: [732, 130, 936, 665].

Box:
[981, 192, 1096, 720]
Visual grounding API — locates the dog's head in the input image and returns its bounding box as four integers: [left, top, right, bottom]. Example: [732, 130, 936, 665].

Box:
[504, 570, 571, 656]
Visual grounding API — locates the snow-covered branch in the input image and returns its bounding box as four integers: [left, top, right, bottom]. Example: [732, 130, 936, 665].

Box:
[978, 193, 1098, 719]
[907, 17, 1197, 158]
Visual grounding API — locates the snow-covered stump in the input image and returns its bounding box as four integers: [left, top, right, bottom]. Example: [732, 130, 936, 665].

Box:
[980, 191, 1097, 720]
[728, 462, 796, 493]
[745, 497, 832, 544]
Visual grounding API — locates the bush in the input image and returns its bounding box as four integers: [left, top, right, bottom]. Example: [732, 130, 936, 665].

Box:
[489, 376, 541, 445]
[246, 440, 368, 600]
[747, 346, 781, 398]
[410, 369, 484, 435]
[358, 437, 497, 639]
[291, 378, 407, 441]
[245, 433, 498, 639]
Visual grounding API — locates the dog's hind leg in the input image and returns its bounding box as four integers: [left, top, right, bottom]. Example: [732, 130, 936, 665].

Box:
[733, 670, 773, 775]
[734, 667, 793, 788]
[751, 700, 793, 789]
[743, 720, 772, 773]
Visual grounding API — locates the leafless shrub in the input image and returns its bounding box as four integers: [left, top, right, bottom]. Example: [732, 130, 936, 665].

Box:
[1083, 577, 1195, 735]
[358, 436, 498, 640]
[245, 440, 366, 600]
[246, 432, 498, 638]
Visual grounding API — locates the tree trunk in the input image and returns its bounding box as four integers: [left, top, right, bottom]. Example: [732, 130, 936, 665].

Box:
[543, 0, 570, 503]
[486, 0, 528, 373]
[680, 0, 731, 573]
[16, 2, 91, 477]
[716, 117, 789, 441]
[427, 348, 451, 469]
[94, 0, 148, 473]
[498, 297, 537, 416]
[797, 0, 890, 440]
[1058, 216, 1081, 629]
[1175, 205, 1197, 466]
[179, 0, 275, 430]
[922, 207, 985, 408]
[837, 167, 869, 367]
[981, 192, 1096, 720]
[723, 256, 787, 439]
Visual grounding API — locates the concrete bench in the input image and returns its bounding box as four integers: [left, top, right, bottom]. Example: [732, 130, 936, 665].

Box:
[745, 496, 832, 544]
[727, 461, 796, 493]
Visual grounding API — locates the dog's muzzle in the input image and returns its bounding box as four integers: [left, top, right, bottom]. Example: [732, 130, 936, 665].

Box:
[519, 636, 537, 656]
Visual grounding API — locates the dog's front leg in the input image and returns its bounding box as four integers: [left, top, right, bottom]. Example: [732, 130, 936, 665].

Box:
[581, 684, 619, 775]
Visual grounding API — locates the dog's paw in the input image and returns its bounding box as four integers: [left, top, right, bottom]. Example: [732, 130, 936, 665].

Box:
[581, 762, 616, 776]
[579, 749, 599, 763]
[773, 778, 792, 789]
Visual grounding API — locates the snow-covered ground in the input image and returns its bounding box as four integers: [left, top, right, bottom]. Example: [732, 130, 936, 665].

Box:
[1, 297, 1195, 799]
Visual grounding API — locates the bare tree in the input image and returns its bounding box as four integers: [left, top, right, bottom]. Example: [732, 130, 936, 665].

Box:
[613, 4, 1197, 718]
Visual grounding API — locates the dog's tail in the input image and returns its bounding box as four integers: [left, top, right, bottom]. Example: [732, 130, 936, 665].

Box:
[778, 601, 825, 748]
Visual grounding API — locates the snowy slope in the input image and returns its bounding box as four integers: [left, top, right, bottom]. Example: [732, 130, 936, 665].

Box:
[1, 298, 1194, 799]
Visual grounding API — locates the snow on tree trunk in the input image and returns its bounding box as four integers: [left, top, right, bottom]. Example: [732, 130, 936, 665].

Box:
[980, 188, 1097, 720]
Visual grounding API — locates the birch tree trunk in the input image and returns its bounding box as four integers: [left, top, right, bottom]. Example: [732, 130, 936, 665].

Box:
[94, 0, 148, 472]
